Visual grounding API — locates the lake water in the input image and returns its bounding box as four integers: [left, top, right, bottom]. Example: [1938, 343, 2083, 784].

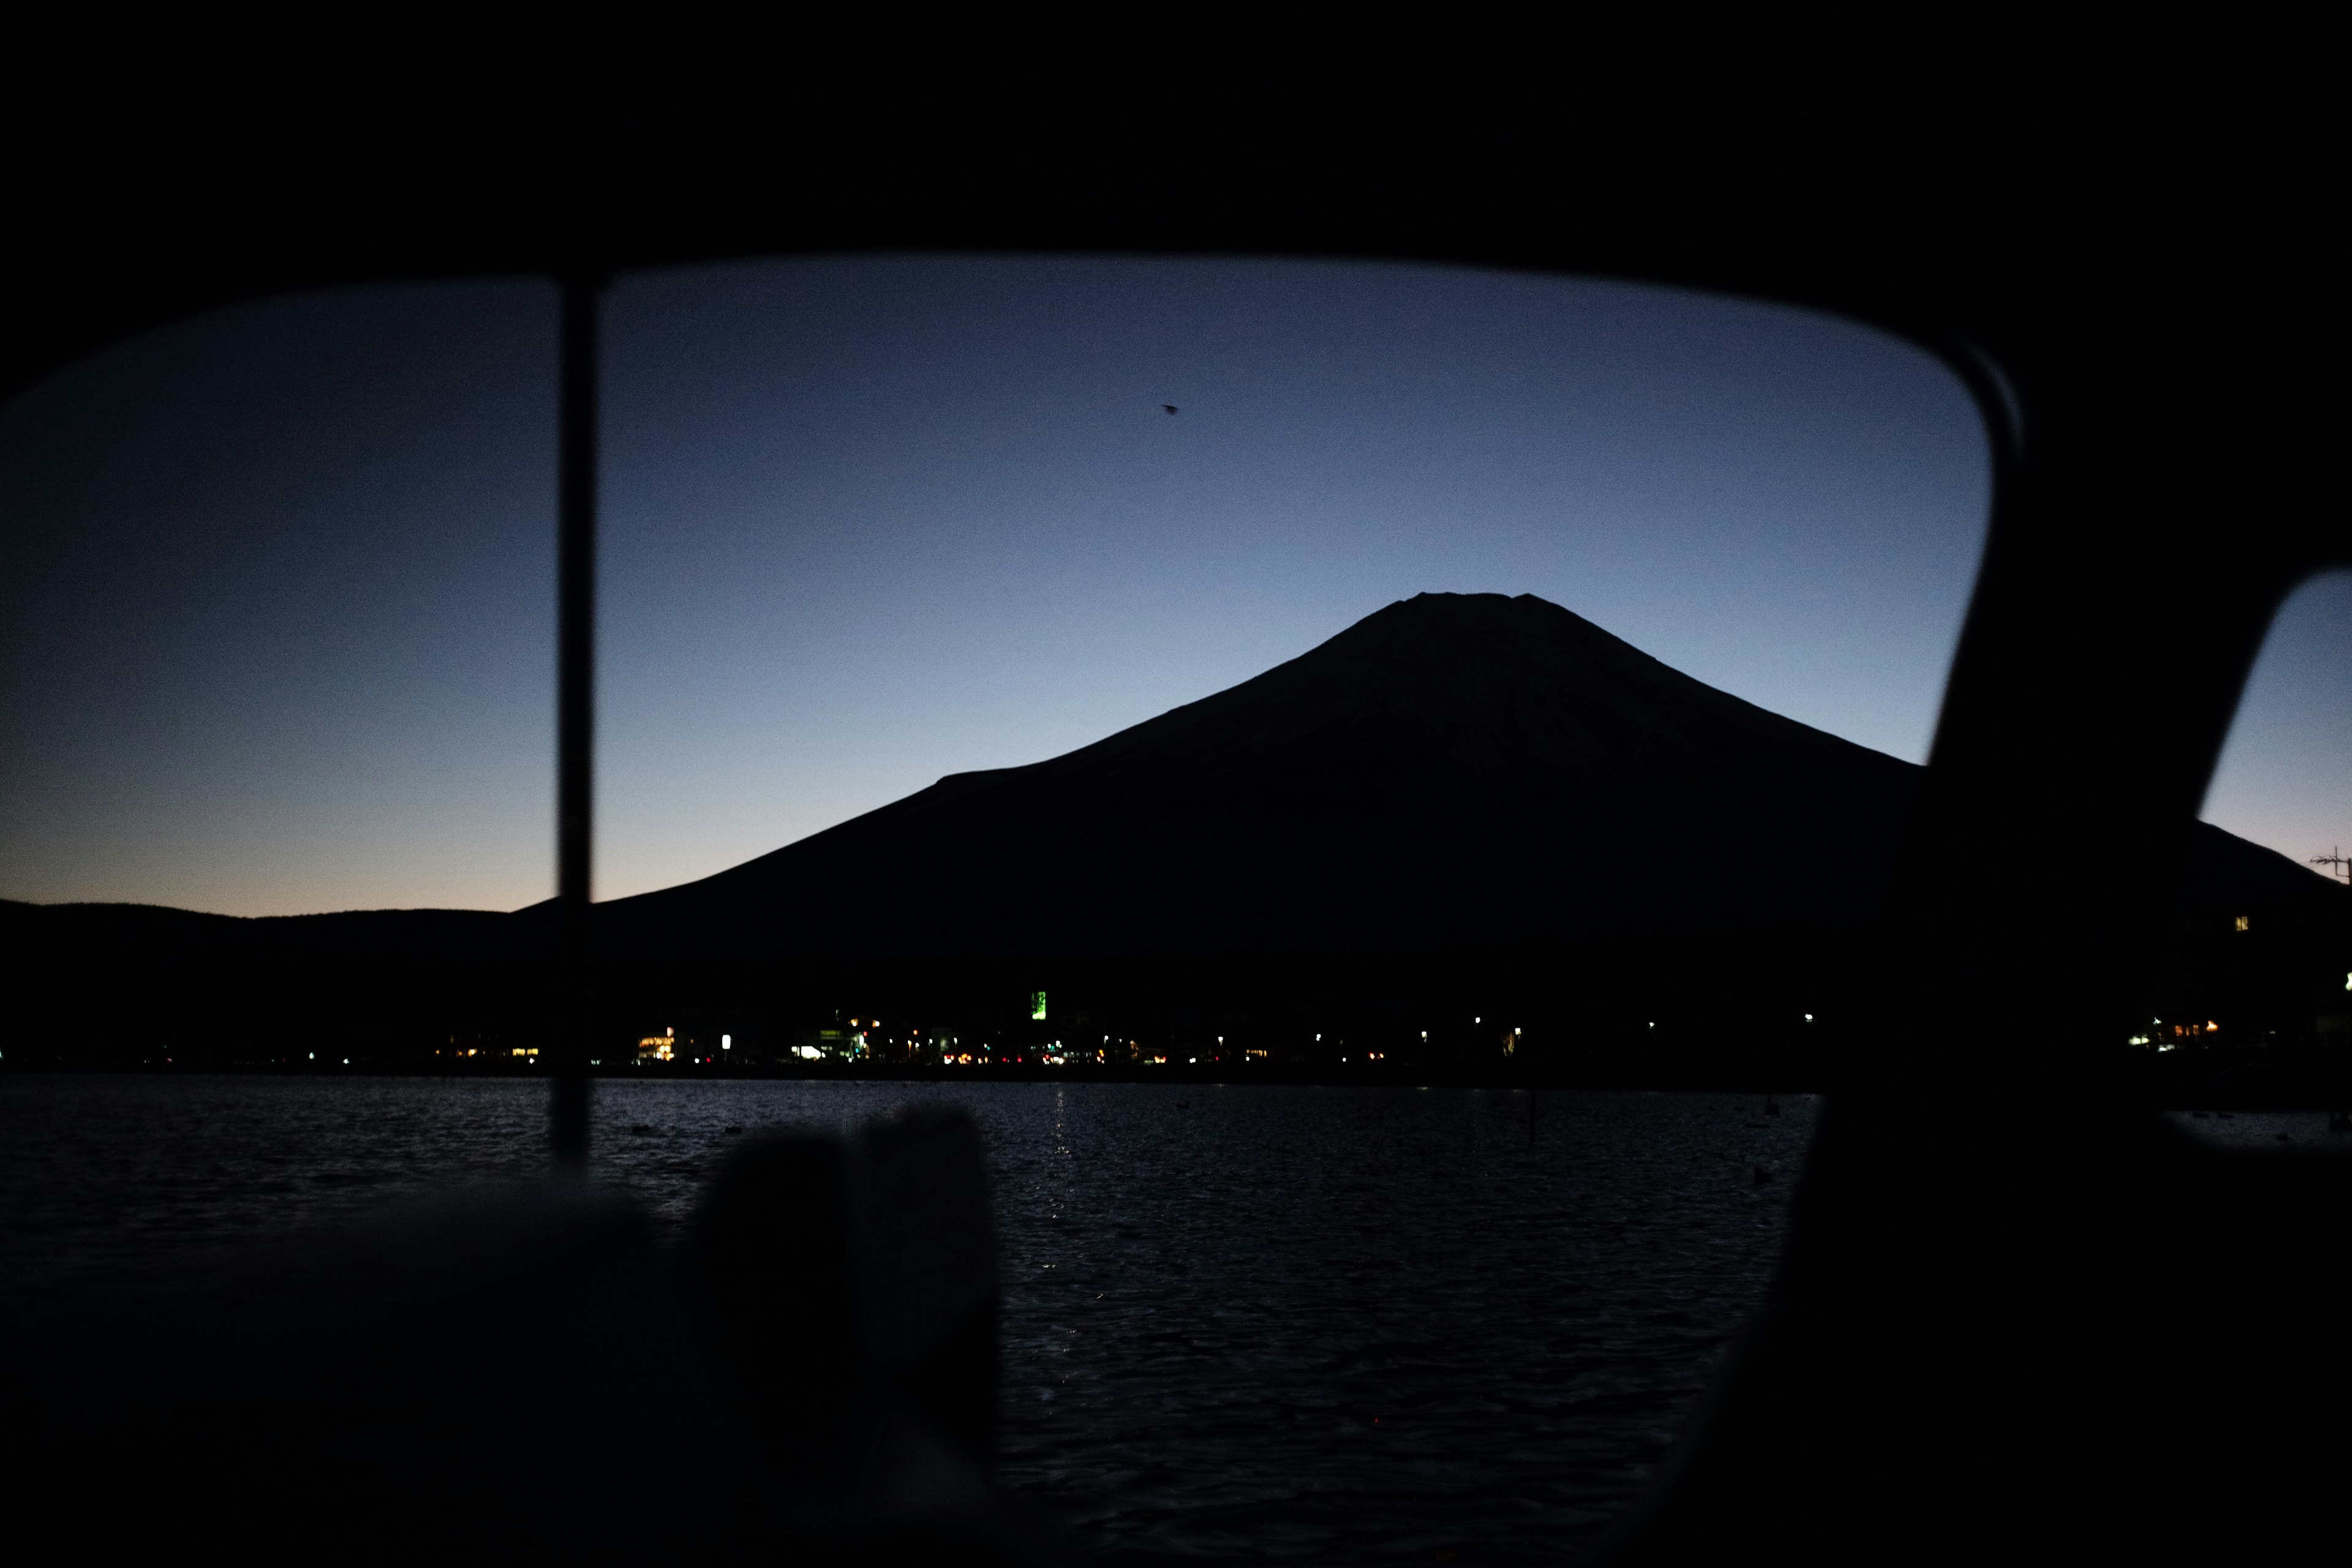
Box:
[0, 1076, 1819, 1562]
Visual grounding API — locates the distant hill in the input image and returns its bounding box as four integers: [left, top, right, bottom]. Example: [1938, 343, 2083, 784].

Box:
[10, 592, 2338, 967]
[0, 902, 512, 957]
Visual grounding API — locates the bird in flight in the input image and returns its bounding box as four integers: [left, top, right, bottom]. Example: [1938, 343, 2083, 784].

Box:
[1163, 404, 1178, 414]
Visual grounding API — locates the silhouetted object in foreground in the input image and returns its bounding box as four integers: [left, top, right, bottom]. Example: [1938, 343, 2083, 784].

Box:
[0, 1108, 1038, 1563]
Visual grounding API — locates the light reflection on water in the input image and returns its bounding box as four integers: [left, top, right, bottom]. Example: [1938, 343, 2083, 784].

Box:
[0, 1076, 1815, 1563]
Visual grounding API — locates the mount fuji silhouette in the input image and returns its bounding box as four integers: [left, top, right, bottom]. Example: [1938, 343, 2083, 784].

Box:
[586, 592, 2328, 960]
[9, 592, 2335, 1075]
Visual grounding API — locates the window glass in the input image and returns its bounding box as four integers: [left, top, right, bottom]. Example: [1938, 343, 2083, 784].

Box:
[1, 257, 2007, 1559]
[2201, 570, 2352, 875]
[0, 282, 554, 914]
[2158, 568, 2352, 1140]
[0, 260, 1991, 913]
[595, 257, 1989, 900]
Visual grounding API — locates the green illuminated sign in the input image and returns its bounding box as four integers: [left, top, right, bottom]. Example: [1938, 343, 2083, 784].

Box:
[1030, 990, 1048, 1020]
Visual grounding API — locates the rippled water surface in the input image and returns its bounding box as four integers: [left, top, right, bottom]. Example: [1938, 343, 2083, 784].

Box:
[1, 1076, 1815, 1562]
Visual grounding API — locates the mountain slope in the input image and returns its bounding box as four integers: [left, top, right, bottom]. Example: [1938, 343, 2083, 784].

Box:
[13, 594, 2337, 969]
[595, 593, 1937, 956]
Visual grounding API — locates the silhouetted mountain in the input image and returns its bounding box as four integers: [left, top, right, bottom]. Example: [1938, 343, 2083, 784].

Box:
[9, 594, 2339, 1077]
[582, 592, 2339, 959]
[10, 594, 2335, 979]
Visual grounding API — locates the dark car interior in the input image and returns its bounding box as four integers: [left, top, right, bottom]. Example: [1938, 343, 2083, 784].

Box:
[1, 18, 2340, 1561]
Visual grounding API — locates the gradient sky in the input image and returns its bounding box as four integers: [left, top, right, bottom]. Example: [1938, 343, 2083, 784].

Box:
[1, 257, 2340, 916]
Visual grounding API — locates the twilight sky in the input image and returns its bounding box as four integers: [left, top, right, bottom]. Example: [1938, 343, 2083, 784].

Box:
[0, 257, 2342, 916]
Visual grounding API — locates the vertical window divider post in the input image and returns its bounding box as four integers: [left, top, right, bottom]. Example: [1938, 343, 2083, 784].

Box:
[552, 269, 606, 1172]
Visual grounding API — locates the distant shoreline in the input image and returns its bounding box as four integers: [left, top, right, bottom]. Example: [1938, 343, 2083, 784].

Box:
[7, 1057, 2348, 1110]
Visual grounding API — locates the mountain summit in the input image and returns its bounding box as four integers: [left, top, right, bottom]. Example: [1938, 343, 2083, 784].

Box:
[598, 593, 1967, 956]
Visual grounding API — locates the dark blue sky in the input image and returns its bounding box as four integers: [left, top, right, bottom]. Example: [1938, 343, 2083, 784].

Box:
[1, 258, 2340, 915]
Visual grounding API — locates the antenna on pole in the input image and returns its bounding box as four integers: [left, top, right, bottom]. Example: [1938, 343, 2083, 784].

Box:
[2311, 846, 2352, 886]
